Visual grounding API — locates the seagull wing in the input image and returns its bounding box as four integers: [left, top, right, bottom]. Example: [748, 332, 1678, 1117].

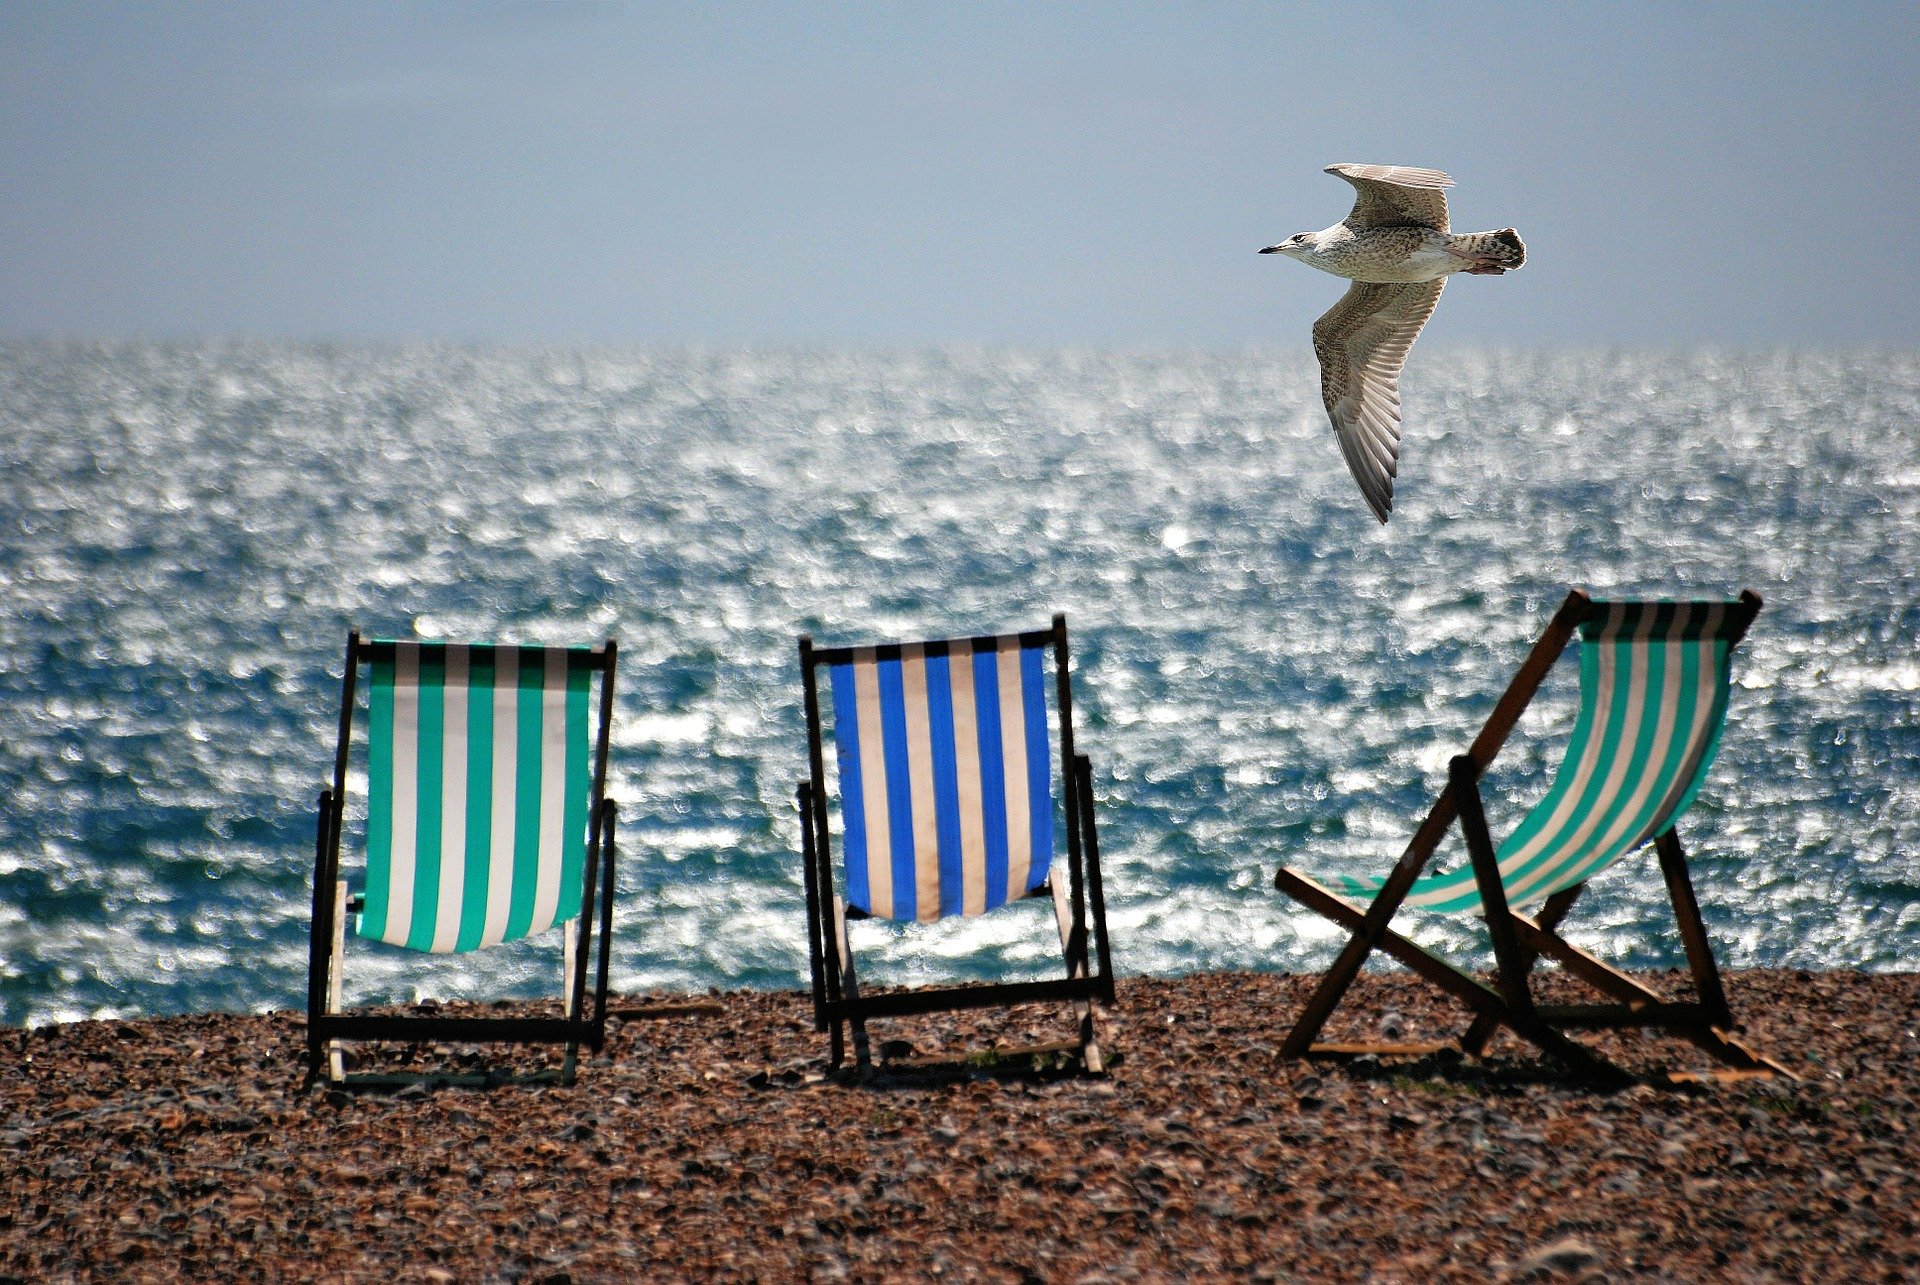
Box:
[1311, 279, 1447, 523]
[1325, 163, 1452, 232]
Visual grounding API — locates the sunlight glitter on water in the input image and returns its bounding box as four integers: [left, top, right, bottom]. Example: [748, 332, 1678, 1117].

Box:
[1, 341, 1916, 1025]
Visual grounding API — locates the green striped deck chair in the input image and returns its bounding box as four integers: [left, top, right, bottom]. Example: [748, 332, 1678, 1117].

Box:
[306, 634, 619, 1084]
[1274, 591, 1793, 1084]
[796, 613, 1116, 1074]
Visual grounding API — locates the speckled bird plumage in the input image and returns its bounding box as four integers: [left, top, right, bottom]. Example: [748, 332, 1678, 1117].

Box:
[1262, 164, 1525, 523]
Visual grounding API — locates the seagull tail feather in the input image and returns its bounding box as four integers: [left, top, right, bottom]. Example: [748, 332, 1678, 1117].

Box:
[1457, 228, 1526, 270]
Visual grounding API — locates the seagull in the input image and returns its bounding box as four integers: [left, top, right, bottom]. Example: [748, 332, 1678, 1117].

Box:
[1261, 164, 1525, 523]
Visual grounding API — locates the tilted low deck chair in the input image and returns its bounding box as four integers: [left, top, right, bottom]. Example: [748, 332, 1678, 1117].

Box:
[796, 614, 1116, 1073]
[1274, 591, 1794, 1084]
[307, 634, 619, 1085]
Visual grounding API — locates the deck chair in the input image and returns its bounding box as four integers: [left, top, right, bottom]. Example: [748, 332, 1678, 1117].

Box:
[796, 613, 1116, 1073]
[306, 633, 619, 1085]
[1274, 590, 1793, 1084]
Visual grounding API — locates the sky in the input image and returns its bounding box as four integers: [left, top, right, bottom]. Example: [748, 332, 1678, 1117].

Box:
[3, 2, 1917, 349]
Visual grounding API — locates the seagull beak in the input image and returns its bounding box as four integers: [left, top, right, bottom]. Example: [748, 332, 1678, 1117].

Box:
[1258, 244, 1285, 254]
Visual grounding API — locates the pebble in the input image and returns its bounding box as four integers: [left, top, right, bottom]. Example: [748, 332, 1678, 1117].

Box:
[3, 970, 1917, 1280]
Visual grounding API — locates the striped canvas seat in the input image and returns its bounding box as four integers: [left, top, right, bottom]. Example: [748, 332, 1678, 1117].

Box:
[797, 615, 1116, 1072]
[307, 632, 619, 1084]
[1329, 600, 1741, 915]
[825, 636, 1054, 921]
[1273, 591, 1791, 1082]
[360, 641, 595, 952]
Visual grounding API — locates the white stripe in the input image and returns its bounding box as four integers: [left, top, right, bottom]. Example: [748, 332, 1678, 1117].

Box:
[531, 648, 570, 934]
[482, 646, 520, 948]
[996, 639, 1033, 897]
[384, 642, 420, 948]
[899, 645, 943, 922]
[948, 651, 988, 916]
[851, 651, 893, 919]
[431, 645, 469, 952]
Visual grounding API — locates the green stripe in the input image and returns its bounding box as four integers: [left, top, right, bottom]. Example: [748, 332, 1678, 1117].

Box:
[361, 654, 396, 941]
[407, 652, 447, 951]
[506, 657, 545, 941]
[558, 659, 592, 923]
[352, 644, 606, 952]
[1512, 639, 1645, 897]
[456, 651, 496, 952]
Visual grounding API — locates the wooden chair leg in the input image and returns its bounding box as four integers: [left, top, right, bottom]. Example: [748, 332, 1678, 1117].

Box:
[1452, 758, 1537, 1018]
[1655, 830, 1733, 1027]
[1275, 798, 1451, 1056]
[327, 878, 348, 1085]
[1075, 756, 1117, 1004]
[1278, 869, 1511, 1021]
[306, 796, 328, 1079]
[1274, 595, 1594, 1064]
[1462, 885, 1583, 1055]
[831, 896, 870, 1072]
[1278, 867, 1626, 1082]
[1452, 759, 1630, 1086]
[1051, 875, 1105, 1074]
[560, 918, 582, 1085]
[1505, 907, 1792, 1075]
[592, 806, 617, 1047]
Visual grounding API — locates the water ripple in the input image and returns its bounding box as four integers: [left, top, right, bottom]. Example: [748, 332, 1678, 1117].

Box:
[2, 341, 1915, 1025]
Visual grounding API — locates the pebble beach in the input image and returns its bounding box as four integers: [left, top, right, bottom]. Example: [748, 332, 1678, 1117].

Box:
[5, 968, 1917, 1282]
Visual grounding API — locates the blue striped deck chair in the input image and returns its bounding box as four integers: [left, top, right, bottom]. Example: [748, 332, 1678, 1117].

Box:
[306, 634, 619, 1085]
[1274, 591, 1793, 1083]
[796, 614, 1116, 1073]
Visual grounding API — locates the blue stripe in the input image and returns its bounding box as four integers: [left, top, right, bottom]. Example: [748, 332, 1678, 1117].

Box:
[876, 656, 918, 920]
[924, 652, 965, 917]
[1020, 646, 1053, 889]
[828, 663, 871, 914]
[972, 650, 1011, 909]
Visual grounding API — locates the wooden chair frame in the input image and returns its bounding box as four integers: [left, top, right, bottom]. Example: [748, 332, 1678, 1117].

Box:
[797, 613, 1116, 1073]
[305, 632, 620, 1085]
[1273, 590, 1793, 1084]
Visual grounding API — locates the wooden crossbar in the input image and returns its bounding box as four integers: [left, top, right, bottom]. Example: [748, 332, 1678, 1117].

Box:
[816, 975, 1110, 1024]
[310, 1014, 595, 1045]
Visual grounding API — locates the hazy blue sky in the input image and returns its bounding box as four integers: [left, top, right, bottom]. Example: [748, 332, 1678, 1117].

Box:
[4, 2, 1916, 347]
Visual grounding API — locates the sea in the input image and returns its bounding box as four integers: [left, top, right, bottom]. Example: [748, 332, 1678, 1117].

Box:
[2, 341, 1916, 1028]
